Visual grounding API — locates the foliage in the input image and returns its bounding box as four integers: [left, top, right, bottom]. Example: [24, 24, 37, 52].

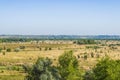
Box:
[74, 39, 96, 45]
[14, 48, 20, 52]
[0, 38, 30, 42]
[90, 52, 94, 58]
[83, 70, 95, 80]
[24, 57, 61, 80]
[92, 57, 120, 80]
[58, 51, 82, 80]
[83, 53, 87, 60]
[49, 47, 52, 50]
[86, 46, 100, 49]
[22, 64, 32, 73]
[2, 50, 6, 55]
[39, 47, 42, 51]
[6, 48, 11, 52]
[2, 52, 6, 55]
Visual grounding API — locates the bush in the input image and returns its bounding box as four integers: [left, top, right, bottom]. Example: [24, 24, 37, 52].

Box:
[86, 46, 100, 49]
[19, 46, 25, 49]
[58, 51, 82, 80]
[14, 48, 20, 52]
[22, 64, 32, 73]
[6, 48, 11, 52]
[2, 51, 6, 55]
[39, 47, 42, 51]
[90, 52, 94, 58]
[7, 66, 20, 71]
[84, 54, 88, 60]
[24, 57, 61, 80]
[44, 47, 48, 51]
[92, 57, 120, 80]
[83, 70, 95, 80]
[49, 47, 52, 50]
[74, 39, 96, 45]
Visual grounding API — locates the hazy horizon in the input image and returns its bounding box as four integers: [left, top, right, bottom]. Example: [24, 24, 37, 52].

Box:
[0, 0, 120, 35]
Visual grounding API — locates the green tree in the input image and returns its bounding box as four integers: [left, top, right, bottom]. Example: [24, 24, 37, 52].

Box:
[58, 51, 82, 80]
[93, 57, 111, 80]
[107, 60, 120, 80]
[24, 57, 61, 80]
[92, 57, 120, 80]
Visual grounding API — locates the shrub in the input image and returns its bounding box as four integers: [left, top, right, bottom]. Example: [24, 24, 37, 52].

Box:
[58, 51, 82, 80]
[22, 64, 32, 73]
[92, 57, 120, 80]
[91, 52, 94, 58]
[2, 51, 6, 55]
[7, 66, 20, 71]
[6, 48, 11, 52]
[83, 70, 95, 80]
[49, 47, 52, 50]
[24, 57, 61, 80]
[74, 39, 96, 45]
[84, 54, 88, 60]
[86, 46, 100, 49]
[39, 47, 42, 51]
[19, 46, 25, 49]
[14, 48, 20, 52]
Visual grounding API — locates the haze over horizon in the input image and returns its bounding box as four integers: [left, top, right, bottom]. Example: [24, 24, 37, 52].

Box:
[0, 0, 120, 35]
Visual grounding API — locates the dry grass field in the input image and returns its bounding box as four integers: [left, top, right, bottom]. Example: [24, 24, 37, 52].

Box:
[0, 40, 120, 80]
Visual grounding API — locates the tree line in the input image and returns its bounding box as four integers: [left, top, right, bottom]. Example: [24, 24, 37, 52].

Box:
[73, 39, 97, 45]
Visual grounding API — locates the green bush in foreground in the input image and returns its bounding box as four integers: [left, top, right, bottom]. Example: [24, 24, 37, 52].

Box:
[84, 57, 120, 80]
[24, 58, 61, 80]
[93, 57, 120, 80]
[58, 51, 82, 80]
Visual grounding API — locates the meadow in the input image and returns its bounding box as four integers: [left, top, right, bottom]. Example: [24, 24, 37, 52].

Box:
[0, 40, 120, 80]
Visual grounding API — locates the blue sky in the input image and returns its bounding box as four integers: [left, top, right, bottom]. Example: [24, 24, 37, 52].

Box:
[0, 0, 120, 35]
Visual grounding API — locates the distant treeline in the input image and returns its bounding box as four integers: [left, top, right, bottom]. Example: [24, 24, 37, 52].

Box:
[0, 38, 73, 43]
[0, 38, 120, 43]
[1, 35, 120, 43]
[0, 38, 31, 42]
[1, 35, 120, 40]
[73, 39, 97, 44]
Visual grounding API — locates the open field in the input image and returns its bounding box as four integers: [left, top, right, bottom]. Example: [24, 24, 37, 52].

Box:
[0, 40, 120, 80]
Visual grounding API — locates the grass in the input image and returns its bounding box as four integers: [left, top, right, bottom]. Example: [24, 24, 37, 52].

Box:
[0, 40, 120, 80]
[0, 75, 24, 80]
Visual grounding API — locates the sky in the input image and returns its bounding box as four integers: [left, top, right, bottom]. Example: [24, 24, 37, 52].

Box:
[0, 0, 120, 35]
